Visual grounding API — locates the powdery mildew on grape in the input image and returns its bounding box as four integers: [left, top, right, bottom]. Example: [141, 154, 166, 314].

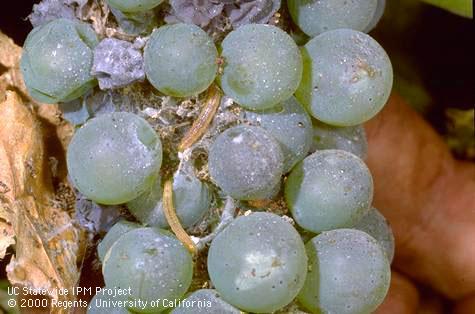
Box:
[207, 212, 308, 313]
[220, 24, 302, 110]
[288, 0, 378, 36]
[245, 96, 313, 172]
[298, 229, 391, 314]
[21, 18, 98, 103]
[285, 149, 373, 232]
[144, 23, 218, 97]
[295, 29, 393, 126]
[311, 120, 368, 159]
[352, 207, 395, 262]
[91, 38, 145, 89]
[67, 112, 162, 204]
[208, 125, 284, 200]
[96, 219, 139, 262]
[103, 228, 193, 313]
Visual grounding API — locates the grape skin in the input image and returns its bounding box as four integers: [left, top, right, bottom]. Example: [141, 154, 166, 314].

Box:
[295, 29, 393, 126]
[310, 120, 368, 159]
[144, 23, 218, 97]
[127, 167, 211, 229]
[106, 0, 164, 13]
[352, 207, 395, 262]
[208, 125, 284, 200]
[288, 0, 378, 37]
[103, 228, 193, 313]
[285, 149, 373, 233]
[20, 18, 98, 104]
[298, 229, 391, 314]
[245, 96, 313, 172]
[171, 289, 241, 314]
[97, 219, 140, 263]
[67, 112, 162, 205]
[364, 0, 386, 32]
[220, 24, 302, 110]
[207, 212, 308, 313]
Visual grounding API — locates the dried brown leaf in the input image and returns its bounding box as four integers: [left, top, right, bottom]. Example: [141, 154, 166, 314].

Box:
[0, 31, 27, 99]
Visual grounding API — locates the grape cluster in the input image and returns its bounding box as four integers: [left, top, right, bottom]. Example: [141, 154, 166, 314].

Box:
[21, 0, 395, 313]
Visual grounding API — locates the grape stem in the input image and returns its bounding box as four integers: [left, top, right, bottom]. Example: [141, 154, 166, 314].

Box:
[162, 179, 198, 255]
[178, 84, 222, 152]
[196, 196, 236, 251]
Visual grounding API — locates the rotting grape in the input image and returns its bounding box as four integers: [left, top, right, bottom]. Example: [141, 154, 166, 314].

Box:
[245, 96, 313, 172]
[298, 229, 391, 314]
[285, 149, 373, 232]
[67, 112, 162, 205]
[295, 29, 393, 126]
[288, 0, 378, 37]
[103, 227, 193, 313]
[208, 125, 284, 200]
[144, 23, 218, 97]
[220, 24, 302, 110]
[20, 18, 98, 104]
[207, 212, 308, 313]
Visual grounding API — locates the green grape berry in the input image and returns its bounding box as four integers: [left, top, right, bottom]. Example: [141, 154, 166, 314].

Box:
[285, 149, 373, 232]
[207, 212, 308, 313]
[144, 23, 218, 97]
[67, 112, 162, 205]
[296, 29, 393, 126]
[103, 227, 193, 313]
[97, 219, 140, 262]
[288, 0, 378, 37]
[245, 96, 313, 172]
[220, 24, 302, 110]
[298, 229, 391, 314]
[311, 119, 368, 159]
[20, 18, 98, 104]
[352, 207, 395, 262]
[208, 125, 284, 200]
[106, 0, 164, 13]
[127, 165, 211, 229]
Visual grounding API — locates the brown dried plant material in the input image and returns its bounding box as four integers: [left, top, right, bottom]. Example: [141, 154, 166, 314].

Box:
[0, 32, 27, 99]
[0, 91, 84, 312]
